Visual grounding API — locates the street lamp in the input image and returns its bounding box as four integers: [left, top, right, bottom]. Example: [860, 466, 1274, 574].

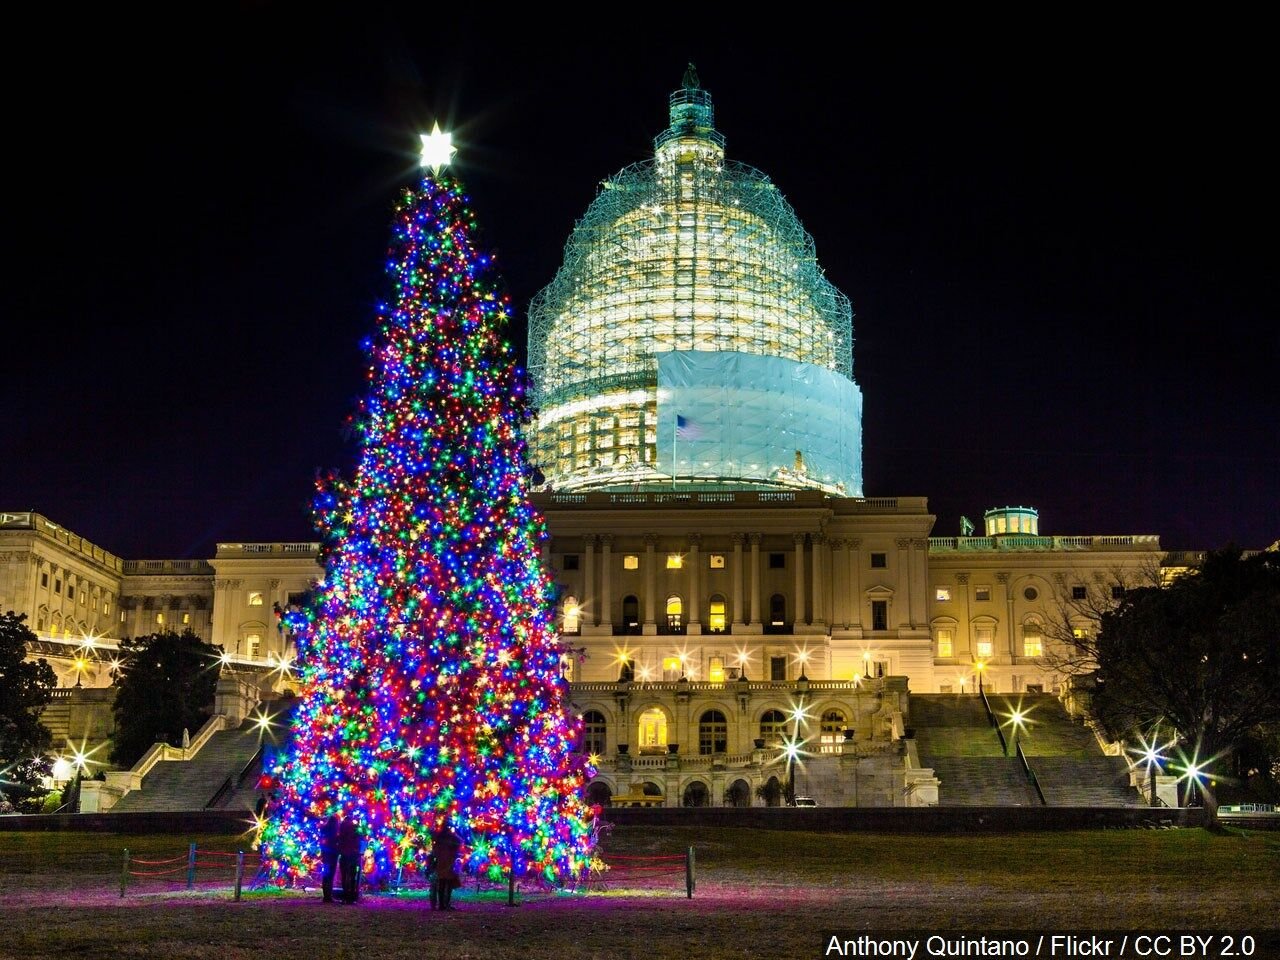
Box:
[1007, 709, 1027, 753]
[974, 660, 986, 696]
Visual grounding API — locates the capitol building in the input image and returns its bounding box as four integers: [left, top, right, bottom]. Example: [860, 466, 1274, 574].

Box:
[1, 71, 1173, 811]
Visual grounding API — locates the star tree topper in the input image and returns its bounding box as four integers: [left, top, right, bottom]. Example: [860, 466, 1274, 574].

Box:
[419, 122, 457, 174]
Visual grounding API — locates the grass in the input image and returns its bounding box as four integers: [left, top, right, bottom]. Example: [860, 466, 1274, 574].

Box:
[1, 826, 1277, 960]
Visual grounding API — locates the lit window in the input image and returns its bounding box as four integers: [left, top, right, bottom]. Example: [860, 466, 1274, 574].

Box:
[708, 595, 727, 633]
[870, 553, 887, 569]
[975, 586, 991, 602]
[182, 613, 191, 625]
[1023, 624, 1043, 658]
[708, 656, 725, 683]
[559, 655, 574, 680]
[665, 595, 683, 632]
[248, 592, 265, 606]
[937, 628, 954, 658]
[709, 554, 725, 569]
[103, 600, 111, 616]
[1072, 627, 1089, 639]
[562, 597, 581, 634]
[245, 634, 261, 658]
[79, 592, 86, 605]
[936, 587, 951, 602]
[119, 611, 125, 623]
[662, 655, 682, 681]
[623, 555, 639, 570]
[155, 613, 165, 625]
[666, 554, 683, 569]
[820, 709, 848, 754]
[1071, 586, 1087, 600]
[975, 626, 994, 659]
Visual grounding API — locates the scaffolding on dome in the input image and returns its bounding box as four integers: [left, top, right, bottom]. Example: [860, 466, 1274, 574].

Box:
[528, 74, 859, 496]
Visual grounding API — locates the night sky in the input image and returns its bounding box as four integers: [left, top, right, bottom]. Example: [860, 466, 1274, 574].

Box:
[3, 13, 1275, 559]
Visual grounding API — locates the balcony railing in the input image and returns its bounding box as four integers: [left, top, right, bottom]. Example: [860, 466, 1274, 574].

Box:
[928, 534, 1161, 553]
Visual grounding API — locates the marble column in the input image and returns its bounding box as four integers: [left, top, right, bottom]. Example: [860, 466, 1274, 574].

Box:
[793, 533, 807, 625]
[748, 533, 761, 626]
[599, 534, 613, 630]
[643, 534, 657, 634]
[584, 535, 596, 626]
[896, 538, 912, 628]
[811, 533, 826, 626]
[687, 533, 701, 634]
[731, 533, 745, 626]
[849, 539, 862, 630]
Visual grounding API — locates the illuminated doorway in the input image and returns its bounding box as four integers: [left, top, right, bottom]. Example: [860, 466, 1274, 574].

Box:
[637, 707, 668, 754]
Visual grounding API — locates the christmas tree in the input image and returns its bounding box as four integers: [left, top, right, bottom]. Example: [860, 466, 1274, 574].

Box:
[260, 128, 596, 887]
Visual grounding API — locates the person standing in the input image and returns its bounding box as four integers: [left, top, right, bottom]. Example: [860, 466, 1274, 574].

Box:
[320, 813, 342, 903]
[430, 824, 461, 910]
[338, 812, 362, 904]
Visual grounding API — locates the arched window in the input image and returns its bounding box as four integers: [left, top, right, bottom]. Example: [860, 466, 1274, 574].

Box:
[769, 594, 786, 626]
[586, 781, 612, 807]
[759, 709, 787, 746]
[682, 781, 710, 807]
[761, 775, 783, 807]
[637, 708, 668, 753]
[708, 594, 727, 633]
[820, 708, 848, 754]
[665, 595, 684, 634]
[581, 710, 606, 755]
[698, 709, 728, 755]
[622, 595, 640, 633]
[562, 596, 581, 634]
[725, 779, 751, 808]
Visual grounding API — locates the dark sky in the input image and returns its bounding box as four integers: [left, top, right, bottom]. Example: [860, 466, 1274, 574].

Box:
[2, 12, 1275, 558]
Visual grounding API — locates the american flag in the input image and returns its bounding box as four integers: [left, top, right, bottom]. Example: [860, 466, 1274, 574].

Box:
[675, 414, 702, 440]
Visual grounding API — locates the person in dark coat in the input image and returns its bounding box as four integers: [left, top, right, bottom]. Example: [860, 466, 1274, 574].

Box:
[319, 814, 342, 903]
[338, 813, 362, 904]
[430, 825, 461, 910]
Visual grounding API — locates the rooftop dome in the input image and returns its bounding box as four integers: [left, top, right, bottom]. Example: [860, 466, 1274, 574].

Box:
[528, 69, 861, 495]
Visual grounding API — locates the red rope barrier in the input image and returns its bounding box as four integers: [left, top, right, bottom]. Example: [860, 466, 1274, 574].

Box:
[604, 854, 686, 862]
[130, 855, 188, 866]
[195, 850, 238, 858]
[128, 867, 188, 878]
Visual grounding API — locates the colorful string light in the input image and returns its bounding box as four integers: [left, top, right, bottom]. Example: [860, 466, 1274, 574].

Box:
[259, 170, 596, 888]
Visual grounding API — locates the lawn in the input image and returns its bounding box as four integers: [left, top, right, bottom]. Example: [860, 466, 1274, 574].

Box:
[1, 826, 1277, 960]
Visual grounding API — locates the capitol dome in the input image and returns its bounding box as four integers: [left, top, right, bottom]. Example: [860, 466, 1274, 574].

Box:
[528, 67, 862, 495]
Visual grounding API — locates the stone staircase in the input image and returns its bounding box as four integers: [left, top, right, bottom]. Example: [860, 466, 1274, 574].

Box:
[925, 757, 1042, 806]
[1030, 757, 1138, 806]
[111, 719, 267, 812]
[911, 693, 1143, 806]
[40, 698, 72, 743]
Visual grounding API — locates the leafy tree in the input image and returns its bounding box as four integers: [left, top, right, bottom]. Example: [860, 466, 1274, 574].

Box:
[110, 630, 222, 768]
[1092, 549, 1280, 813]
[0, 611, 56, 811]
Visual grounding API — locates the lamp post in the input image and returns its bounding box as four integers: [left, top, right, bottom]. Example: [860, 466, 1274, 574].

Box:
[1008, 709, 1026, 752]
[975, 660, 986, 697]
[786, 673, 809, 805]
